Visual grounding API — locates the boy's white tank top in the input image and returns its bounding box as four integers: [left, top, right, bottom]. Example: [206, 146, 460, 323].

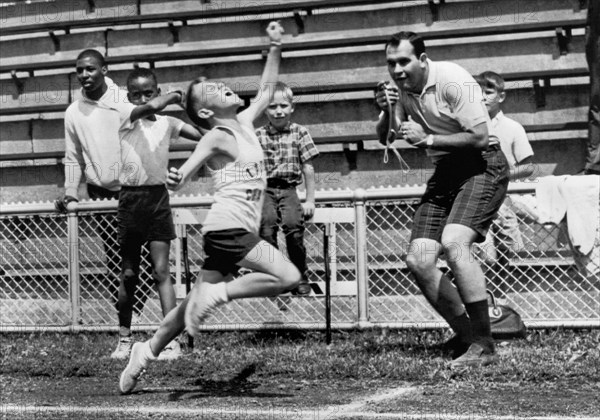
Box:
[201, 125, 266, 235]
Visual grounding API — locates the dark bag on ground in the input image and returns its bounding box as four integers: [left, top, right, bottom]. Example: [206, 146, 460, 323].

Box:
[487, 290, 527, 339]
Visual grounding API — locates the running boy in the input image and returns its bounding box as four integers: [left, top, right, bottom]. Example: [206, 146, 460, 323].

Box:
[256, 82, 319, 296]
[119, 21, 300, 394]
[110, 68, 202, 360]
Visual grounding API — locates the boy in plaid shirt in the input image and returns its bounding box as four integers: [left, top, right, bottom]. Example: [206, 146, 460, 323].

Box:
[256, 82, 319, 295]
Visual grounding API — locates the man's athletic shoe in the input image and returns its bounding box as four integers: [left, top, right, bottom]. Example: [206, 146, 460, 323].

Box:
[449, 342, 498, 369]
[185, 281, 228, 337]
[119, 341, 155, 394]
[442, 335, 471, 360]
[110, 336, 133, 359]
[157, 339, 182, 361]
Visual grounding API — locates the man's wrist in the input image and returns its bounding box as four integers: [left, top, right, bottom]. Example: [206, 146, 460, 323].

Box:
[425, 134, 434, 148]
[270, 41, 282, 47]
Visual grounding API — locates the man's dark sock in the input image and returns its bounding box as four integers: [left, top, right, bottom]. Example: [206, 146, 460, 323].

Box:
[447, 312, 473, 344]
[465, 300, 495, 352]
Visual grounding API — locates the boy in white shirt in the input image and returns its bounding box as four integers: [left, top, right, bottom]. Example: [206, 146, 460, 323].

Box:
[111, 68, 202, 360]
[477, 71, 535, 283]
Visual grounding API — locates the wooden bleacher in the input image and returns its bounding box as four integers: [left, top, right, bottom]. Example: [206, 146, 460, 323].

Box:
[0, 0, 590, 165]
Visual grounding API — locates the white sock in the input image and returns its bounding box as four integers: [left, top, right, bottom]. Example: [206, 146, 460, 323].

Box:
[206, 282, 229, 306]
[143, 340, 157, 362]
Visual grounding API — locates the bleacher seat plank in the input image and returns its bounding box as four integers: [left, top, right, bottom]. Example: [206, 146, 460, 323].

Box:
[1, 0, 586, 73]
[0, 121, 33, 157]
[0, 83, 588, 161]
[0, 34, 587, 115]
[0, 0, 377, 36]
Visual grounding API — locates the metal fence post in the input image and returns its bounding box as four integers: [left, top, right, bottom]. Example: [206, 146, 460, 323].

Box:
[67, 207, 80, 327]
[353, 188, 369, 327]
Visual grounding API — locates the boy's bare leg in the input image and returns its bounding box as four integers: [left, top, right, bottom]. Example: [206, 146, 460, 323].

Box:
[185, 240, 301, 336]
[228, 240, 301, 298]
[148, 295, 189, 357]
[149, 241, 177, 316]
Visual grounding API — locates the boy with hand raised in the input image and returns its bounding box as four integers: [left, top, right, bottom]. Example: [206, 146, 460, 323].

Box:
[119, 21, 301, 394]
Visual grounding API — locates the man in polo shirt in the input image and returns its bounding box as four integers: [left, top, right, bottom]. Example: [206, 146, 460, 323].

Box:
[375, 32, 509, 368]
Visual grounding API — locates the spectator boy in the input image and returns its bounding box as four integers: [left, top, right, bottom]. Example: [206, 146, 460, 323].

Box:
[256, 82, 319, 296]
[110, 68, 202, 360]
[476, 71, 534, 278]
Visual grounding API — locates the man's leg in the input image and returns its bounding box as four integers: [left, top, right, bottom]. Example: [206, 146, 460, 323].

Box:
[442, 223, 498, 367]
[407, 196, 474, 357]
[406, 237, 472, 352]
[280, 188, 310, 295]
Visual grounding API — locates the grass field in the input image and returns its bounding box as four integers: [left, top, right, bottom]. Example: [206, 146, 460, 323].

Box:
[1, 328, 599, 419]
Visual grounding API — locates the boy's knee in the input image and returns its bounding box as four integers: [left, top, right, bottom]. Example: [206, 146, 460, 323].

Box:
[121, 268, 137, 283]
[152, 265, 171, 283]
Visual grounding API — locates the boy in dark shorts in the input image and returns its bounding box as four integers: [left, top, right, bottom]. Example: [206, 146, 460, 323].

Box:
[111, 68, 202, 360]
[375, 32, 509, 368]
[119, 21, 301, 394]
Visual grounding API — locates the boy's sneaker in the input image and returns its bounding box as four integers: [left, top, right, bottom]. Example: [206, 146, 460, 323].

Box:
[119, 341, 155, 394]
[449, 342, 498, 369]
[185, 282, 227, 337]
[110, 336, 133, 360]
[157, 340, 182, 361]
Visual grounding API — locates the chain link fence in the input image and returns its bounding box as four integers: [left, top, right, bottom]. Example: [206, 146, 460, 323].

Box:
[1, 186, 598, 331]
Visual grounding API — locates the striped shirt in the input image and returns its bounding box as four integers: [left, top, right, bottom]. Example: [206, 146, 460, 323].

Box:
[255, 122, 319, 186]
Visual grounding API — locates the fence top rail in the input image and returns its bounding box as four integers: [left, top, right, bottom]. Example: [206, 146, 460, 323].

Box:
[0, 183, 538, 216]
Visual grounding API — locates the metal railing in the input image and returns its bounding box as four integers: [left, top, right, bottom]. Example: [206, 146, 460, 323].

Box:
[1, 184, 598, 332]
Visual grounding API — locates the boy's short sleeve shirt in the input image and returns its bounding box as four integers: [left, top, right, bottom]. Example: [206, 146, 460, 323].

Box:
[119, 115, 184, 186]
[256, 122, 319, 185]
[396, 59, 497, 160]
[492, 111, 533, 167]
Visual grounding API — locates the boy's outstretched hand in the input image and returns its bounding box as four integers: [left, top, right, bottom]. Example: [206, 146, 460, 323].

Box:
[166, 167, 184, 191]
[266, 20, 284, 43]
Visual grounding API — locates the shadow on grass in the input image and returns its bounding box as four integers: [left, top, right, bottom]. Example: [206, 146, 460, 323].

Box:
[136, 363, 290, 400]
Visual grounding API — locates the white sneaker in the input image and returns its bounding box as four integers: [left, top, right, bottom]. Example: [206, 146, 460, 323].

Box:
[110, 336, 133, 360]
[157, 340, 182, 361]
[184, 282, 226, 337]
[119, 341, 155, 394]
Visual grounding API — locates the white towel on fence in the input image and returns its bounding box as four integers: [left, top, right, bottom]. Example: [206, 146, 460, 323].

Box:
[536, 175, 600, 256]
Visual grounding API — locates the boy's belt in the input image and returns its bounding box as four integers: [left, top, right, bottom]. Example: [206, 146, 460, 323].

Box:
[267, 179, 294, 189]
